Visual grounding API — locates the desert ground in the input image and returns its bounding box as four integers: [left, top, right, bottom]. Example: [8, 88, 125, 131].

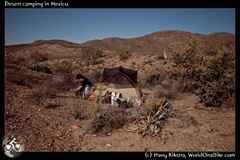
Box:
[5, 54, 235, 152]
[4, 31, 235, 156]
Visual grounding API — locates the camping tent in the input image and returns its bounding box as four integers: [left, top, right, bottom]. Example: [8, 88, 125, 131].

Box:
[95, 66, 142, 106]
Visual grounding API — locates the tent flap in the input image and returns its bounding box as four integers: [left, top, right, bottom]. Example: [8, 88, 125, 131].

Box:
[102, 66, 138, 84]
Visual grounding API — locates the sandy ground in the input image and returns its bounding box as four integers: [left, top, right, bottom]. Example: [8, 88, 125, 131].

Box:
[5, 77, 235, 152]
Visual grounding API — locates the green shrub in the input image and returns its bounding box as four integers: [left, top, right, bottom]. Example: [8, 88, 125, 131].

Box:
[171, 41, 235, 107]
[197, 47, 235, 107]
[28, 60, 49, 73]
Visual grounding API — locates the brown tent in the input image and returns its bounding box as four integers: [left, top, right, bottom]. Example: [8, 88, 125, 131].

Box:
[95, 66, 142, 106]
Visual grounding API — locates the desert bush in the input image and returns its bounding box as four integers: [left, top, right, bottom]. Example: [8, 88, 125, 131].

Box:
[143, 69, 161, 87]
[30, 52, 48, 62]
[87, 68, 102, 84]
[28, 52, 51, 73]
[6, 55, 26, 66]
[172, 40, 197, 68]
[118, 48, 131, 61]
[177, 78, 198, 93]
[143, 66, 172, 87]
[174, 110, 199, 128]
[71, 100, 91, 120]
[81, 48, 103, 65]
[88, 105, 133, 134]
[31, 87, 52, 104]
[197, 46, 235, 107]
[171, 40, 202, 82]
[31, 87, 61, 109]
[6, 71, 32, 88]
[47, 73, 74, 92]
[30, 74, 74, 106]
[136, 72, 145, 89]
[76, 66, 102, 85]
[54, 62, 72, 74]
[171, 41, 235, 107]
[28, 60, 51, 74]
[153, 80, 179, 99]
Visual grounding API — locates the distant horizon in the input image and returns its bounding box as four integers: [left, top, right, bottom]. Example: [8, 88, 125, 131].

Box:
[5, 9, 235, 45]
[5, 29, 235, 46]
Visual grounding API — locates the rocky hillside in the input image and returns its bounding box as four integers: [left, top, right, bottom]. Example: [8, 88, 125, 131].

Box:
[5, 30, 235, 59]
[83, 30, 234, 56]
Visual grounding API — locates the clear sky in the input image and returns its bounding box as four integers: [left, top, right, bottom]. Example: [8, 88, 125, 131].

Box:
[5, 8, 235, 45]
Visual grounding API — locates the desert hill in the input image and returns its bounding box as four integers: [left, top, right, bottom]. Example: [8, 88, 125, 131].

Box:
[5, 30, 234, 59]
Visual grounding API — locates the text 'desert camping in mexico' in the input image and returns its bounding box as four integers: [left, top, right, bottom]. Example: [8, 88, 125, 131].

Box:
[5, 1, 68, 8]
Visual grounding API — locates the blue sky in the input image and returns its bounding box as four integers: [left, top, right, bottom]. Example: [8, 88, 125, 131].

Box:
[5, 8, 235, 45]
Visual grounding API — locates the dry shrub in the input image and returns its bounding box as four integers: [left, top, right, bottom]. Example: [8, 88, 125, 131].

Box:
[30, 74, 74, 106]
[81, 48, 103, 65]
[6, 72, 32, 88]
[171, 41, 234, 107]
[153, 77, 198, 100]
[47, 73, 74, 92]
[6, 55, 26, 66]
[30, 52, 48, 62]
[54, 62, 72, 74]
[153, 80, 179, 99]
[31, 87, 61, 109]
[143, 69, 161, 87]
[176, 78, 198, 93]
[32, 84, 56, 99]
[87, 68, 102, 84]
[118, 48, 131, 61]
[5, 68, 44, 89]
[31, 87, 49, 105]
[196, 47, 235, 107]
[71, 100, 91, 120]
[174, 110, 199, 128]
[75, 66, 101, 84]
[88, 106, 133, 134]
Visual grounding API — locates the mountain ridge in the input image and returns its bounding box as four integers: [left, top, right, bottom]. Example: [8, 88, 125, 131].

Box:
[5, 30, 234, 58]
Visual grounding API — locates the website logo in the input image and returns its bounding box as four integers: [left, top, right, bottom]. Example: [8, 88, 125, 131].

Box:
[2, 134, 25, 158]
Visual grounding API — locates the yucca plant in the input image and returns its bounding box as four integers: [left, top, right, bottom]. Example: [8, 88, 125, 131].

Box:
[139, 97, 175, 140]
